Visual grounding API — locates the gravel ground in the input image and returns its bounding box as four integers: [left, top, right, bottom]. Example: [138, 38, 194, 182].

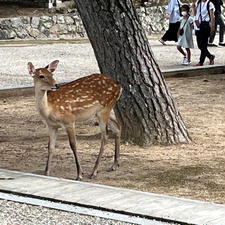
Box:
[0, 199, 137, 225]
[0, 199, 174, 225]
[0, 41, 99, 89]
[0, 36, 224, 90]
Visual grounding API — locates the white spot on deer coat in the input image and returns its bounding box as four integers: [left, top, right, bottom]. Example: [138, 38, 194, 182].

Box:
[83, 104, 95, 108]
[73, 107, 85, 111]
[67, 90, 74, 94]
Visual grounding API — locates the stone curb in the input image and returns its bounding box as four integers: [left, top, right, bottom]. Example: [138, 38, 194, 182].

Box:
[0, 65, 224, 99]
[162, 65, 225, 78]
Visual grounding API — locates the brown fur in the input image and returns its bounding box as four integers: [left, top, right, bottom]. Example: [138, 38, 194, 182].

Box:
[27, 60, 122, 180]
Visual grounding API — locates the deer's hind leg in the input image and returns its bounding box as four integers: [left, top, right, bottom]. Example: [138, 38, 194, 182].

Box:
[107, 111, 121, 172]
[89, 109, 110, 179]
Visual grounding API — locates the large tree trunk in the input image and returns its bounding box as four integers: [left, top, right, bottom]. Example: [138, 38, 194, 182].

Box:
[74, 0, 191, 146]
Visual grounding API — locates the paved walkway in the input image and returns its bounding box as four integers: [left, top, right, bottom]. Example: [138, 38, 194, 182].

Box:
[0, 169, 225, 225]
[0, 36, 224, 90]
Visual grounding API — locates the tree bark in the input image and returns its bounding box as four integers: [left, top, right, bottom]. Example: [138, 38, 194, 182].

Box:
[74, 0, 191, 146]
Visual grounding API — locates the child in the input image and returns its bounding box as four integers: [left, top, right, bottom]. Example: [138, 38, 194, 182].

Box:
[177, 4, 194, 65]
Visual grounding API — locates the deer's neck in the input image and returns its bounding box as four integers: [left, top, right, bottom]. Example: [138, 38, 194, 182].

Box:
[35, 88, 50, 118]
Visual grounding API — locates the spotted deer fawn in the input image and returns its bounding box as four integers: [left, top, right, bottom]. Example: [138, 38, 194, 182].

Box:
[27, 60, 122, 180]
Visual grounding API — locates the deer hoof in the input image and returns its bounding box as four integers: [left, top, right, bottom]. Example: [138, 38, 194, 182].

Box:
[44, 171, 49, 176]
[108, 164, 119, 172]
[107, 167, 115, 172]
[76, 176, 82, 181]
[89, 173, 97, 179]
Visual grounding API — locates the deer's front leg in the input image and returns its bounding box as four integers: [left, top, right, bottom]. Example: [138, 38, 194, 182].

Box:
[66, 125, 83, 181]
[45, 126, 58, 176]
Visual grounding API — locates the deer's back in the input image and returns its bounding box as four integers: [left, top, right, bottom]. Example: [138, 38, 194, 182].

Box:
[47, 74, 122, 122]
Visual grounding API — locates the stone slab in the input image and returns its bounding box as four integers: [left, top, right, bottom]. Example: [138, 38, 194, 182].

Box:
[0, 169, 225, 225]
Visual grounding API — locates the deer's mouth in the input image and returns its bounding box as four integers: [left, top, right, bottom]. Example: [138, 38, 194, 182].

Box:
[51, 84, 59, 91]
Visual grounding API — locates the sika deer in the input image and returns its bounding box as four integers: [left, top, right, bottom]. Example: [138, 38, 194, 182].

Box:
[27, 60, 122, 180]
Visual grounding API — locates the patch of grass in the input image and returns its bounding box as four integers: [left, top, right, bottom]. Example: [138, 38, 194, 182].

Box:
[205, 181, 224, 192]
[155, 165, 206, 186]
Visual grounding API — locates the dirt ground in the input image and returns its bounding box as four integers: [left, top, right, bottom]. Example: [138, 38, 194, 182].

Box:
[0, 74, 225, 205]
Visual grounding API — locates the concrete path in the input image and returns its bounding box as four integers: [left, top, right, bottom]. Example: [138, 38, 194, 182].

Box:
[0, 169, 225, 225]
[0, 36, 224, 90]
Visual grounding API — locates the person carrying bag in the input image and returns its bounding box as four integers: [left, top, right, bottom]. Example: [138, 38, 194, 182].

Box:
[159, 0, 182, 45]
[192, 0, 215, 66]
[208, 0, 225, 46]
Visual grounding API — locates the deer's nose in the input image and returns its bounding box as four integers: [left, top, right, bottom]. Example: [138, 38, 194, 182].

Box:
[55, 84, 59, 89]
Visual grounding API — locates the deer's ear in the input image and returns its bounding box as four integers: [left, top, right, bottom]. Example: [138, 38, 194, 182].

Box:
[46, 60, 59, 73]
[27, 62, 36, 75]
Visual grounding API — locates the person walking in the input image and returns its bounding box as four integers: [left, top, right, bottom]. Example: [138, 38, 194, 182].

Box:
[177, 4, 194, 65]
[208, 0, 225, 46]
[192, 0, 215, 66]
[159, 0, 182, 45]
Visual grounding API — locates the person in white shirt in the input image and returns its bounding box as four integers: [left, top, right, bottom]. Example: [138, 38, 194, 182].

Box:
[159, 0, 182, 45]
[208, 0, 225, 46]
[192, 0, 215, 66]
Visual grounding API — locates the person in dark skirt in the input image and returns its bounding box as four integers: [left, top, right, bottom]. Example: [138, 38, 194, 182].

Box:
[159, 0, 182, 45]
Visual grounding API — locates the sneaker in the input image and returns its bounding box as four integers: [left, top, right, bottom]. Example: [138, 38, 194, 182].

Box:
[209, 55, 215, 65]
[183, 60, 191, 66]
[182, 57, 188, 65]
[196, 62, 203, 66]
[219, 43, 225, 46]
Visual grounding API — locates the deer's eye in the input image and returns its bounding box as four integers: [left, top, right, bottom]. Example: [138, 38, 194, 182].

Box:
[39, 75, 45, 79]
